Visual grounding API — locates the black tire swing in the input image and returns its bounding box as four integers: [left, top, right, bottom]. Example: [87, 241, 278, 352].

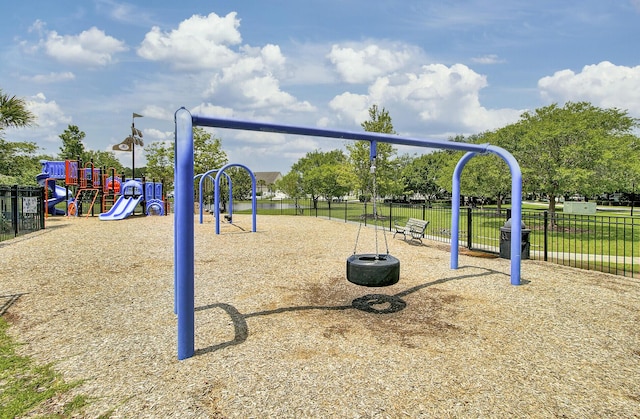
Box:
[346, 140, 400, 287]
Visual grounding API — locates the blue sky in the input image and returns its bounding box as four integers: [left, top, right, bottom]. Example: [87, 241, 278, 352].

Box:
[2, 0, 640, 173]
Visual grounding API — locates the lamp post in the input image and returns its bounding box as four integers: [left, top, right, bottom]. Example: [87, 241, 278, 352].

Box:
[131, 113, 143, 179]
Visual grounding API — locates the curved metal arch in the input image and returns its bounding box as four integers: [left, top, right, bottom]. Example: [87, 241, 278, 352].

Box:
[451, 150, 522, 285]
[195, 171, 232, 224]
[213, 163, 257, 234]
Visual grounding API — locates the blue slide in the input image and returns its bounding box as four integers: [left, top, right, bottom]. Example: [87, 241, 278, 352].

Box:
[36, 173, 69, 215]
[99, 195, 143, 221]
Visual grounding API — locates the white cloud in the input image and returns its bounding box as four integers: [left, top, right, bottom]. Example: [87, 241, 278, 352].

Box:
[42, 26, 128, 66]
[329, 63, 522, 134]
[28, 19, 47, 35]
[538, 61, 640, 116]
[227, 135, 320, 167]
[191, 103, 235, 119]
[137, 12, 242, 70]
[143, 128, 173, 142]
[96, 0, 155, 26]
[134, 13, 313, 117]
[240, 75, 298, 109]
[328, 92, 371, 125]
[283, 41, 338, 86]
[471, 54, 505, 65]
[259, 44, 286, 69]
[327, 43, 414, 84]
[26, 93, 72, 129]
[236, 130, 286, 145]
[140, 104, 175, 122]
[202, 44, 315, 114]
[214, 44, 286, 85]
[20, 72, 76, 84]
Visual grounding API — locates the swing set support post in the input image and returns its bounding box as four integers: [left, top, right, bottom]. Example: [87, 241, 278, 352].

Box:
[451, 150, 522, 286]
[174, 109, 523, 360]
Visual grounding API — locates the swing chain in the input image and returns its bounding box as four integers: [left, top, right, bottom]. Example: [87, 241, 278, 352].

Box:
[371, 158, 379, 258]
[353, 223, 362, 255]
[352, 149, 390, 257]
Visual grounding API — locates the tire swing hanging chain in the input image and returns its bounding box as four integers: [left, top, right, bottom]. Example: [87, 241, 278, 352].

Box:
[347, 143, 400, 287]
[351, 158, 386, 256]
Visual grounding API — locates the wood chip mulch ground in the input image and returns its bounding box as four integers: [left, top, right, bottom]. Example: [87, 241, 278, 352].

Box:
[1, 214, 639, 418]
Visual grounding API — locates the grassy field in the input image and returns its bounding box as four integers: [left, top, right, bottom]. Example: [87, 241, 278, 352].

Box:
[233, 199, 640, 276]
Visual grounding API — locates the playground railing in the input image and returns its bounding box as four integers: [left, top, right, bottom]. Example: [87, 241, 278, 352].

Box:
[0, 185, 45, 243]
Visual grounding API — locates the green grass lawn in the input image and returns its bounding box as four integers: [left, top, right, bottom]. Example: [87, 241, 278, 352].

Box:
[235, 199, 640, 272]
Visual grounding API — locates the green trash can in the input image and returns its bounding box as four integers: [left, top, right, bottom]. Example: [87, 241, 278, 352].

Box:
[499, 218, 530, 260]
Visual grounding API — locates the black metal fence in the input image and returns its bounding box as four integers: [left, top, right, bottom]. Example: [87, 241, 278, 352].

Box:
[0, 185, 45, 242]
[247, 199, 639, 278]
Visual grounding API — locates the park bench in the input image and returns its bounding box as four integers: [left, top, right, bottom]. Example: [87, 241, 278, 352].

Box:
[393, 218, 430, 243]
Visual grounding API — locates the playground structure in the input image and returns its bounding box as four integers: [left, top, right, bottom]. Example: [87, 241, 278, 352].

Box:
[173, 108, 523, 360]
[37, 160, 166, 220]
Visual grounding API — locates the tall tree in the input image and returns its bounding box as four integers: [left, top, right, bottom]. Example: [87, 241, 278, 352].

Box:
[227, 167, 253, 201]
[291, 149, 353, 208]
[0, 140, 38, 176]
[402, 151, 449, 202]
[0, 139, 43, 185]
[57, 125, 125, 176]
[274, 171, 304, 201]
[443, 102, 640, 214]
[83, 149, 125, 173]
[58, 125, 87, 161]
[447, 131, 515, 212]
[347, 105, 400, 199]
[0, 89, 36, 135]
[193, 127, 228, 176]
[144, 127, 228, 192]
[144, 141, 174, 185]
[0, 89, 39, 184]
[507, 102, 639, 214]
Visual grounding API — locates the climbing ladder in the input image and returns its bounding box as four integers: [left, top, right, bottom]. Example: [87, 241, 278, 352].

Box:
[72, 188, 100, 217]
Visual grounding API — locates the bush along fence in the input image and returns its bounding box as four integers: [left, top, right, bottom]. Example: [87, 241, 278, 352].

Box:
[0, 185, 45, 243]
[242, 198, 639, 279]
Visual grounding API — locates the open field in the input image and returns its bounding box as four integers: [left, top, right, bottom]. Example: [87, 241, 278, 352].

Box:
[1, 214, 639, 417]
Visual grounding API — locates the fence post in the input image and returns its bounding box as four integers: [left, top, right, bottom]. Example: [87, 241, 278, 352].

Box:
[543, 210, 548, 261]
[422, 204, 426, 220]
[11, 185, 18, 237]
[364, 201, 367, 226]
[344, 199, 347, 223]
[389, 202, 393, 231]
[467, 207, 473, 249]
[40, 186, 45, 230]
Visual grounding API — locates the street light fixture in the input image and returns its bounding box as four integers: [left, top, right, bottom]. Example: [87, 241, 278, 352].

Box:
[112, 113, 144, 179]
[131, 113, 144, 179]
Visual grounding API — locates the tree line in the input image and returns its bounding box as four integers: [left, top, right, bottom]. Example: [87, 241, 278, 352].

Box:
[3, 86, 639, 214]
[276, 102, 640, 215]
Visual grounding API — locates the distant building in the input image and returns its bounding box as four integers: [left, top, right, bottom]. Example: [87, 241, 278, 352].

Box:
[254, 172, 282, 197]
